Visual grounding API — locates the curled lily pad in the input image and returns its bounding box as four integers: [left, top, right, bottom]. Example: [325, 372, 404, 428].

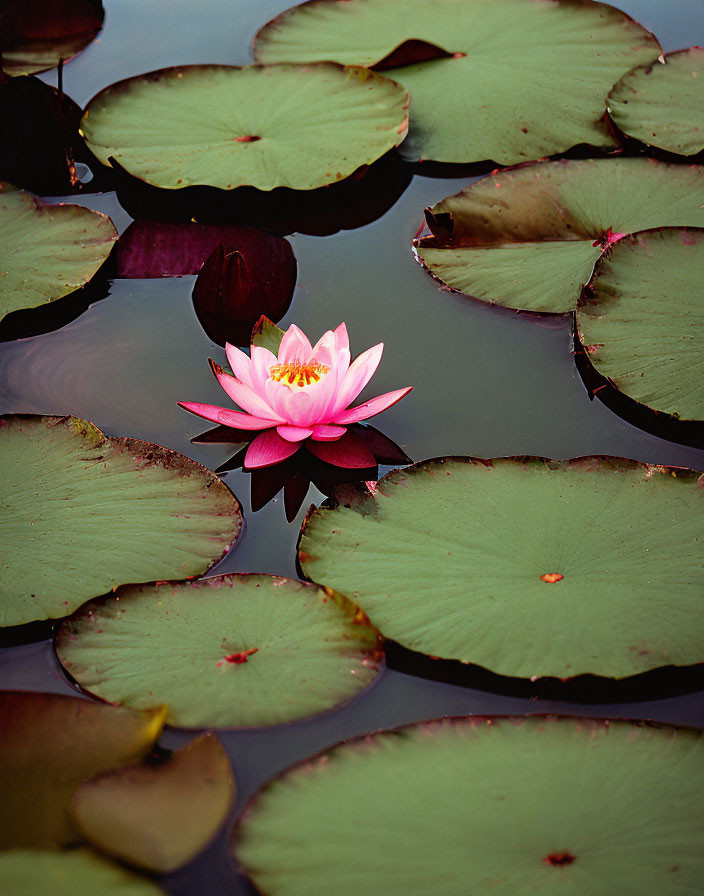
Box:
[0, 183, 117, 322]
[235, 716, 704, 896]
[80, 63, 409, 191]
[0, 415, 242, 627]
[0, 849, 164, 895]
[608, 48, 704, 156]
[415, 158, 704, 313]
[299, 456, 704, 680]
[71, 734, 235, 873]
[56, 575, 382, 728]
[254, 0, 659, 164]
[0, 691, 166, 848]
[576, 228, 704, 421]
[0, 0, 104, 76]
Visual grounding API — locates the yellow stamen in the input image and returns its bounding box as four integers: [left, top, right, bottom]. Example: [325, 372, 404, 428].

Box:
[269, 360, 330, 388]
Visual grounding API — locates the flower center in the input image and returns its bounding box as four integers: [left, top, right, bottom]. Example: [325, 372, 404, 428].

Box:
[269, 360, 330, 389]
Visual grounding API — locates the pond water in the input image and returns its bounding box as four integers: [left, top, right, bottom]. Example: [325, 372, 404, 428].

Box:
[1, 1, 703, 892]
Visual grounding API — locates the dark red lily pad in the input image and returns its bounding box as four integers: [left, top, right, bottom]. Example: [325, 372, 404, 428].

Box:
[0, 0, 104, 76]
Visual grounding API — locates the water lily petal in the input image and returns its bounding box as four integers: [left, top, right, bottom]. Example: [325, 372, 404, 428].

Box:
[306, 430, 376, 468]
[225, 343, 255, 389]
[271, 387, 316, 427]
[250, 345, 278, 392]
[245, 430, 302, 469]
[310, 424, 347, 441]
[310, 329, 338, 369]
[178, 401, 277, 430]
[277, 424, 314, 442]
[278, 324, 312, 363]
[330, 343, 384, 416]
[214, 369, 283, 421]
[333, 322, 349, 354]
[333, 386, 413, 425]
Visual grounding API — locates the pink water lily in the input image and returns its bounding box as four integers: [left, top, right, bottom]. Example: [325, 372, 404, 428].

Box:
[179, 323, 412, 469]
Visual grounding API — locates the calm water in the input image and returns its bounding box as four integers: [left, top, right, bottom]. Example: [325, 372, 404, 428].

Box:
[1, 1, 703, 892]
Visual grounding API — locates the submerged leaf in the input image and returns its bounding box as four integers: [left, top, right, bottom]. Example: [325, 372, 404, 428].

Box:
[236, 716, 704, 896]
[608, 48, 704, 156]
[416, 158, 704, 313]
[0, 691, 166, 848]
[299, 456, 704, 680]
[0, 415, 242, 626]
[71, 734, 235, 873]
[577, 228, 704, 421]
[56, 575, 382, 728]
[81, 63, 409, 191]
[254, 0, 659, 164]
[0, 183, 117, 322]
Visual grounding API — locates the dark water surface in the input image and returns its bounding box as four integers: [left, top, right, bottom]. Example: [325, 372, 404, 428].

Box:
[1, 1, 703, 892]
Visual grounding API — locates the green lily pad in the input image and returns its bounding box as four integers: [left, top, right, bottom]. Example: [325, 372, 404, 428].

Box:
[71, 733, 235, 873]
[0, 848, 164, 895]
[608, 48, 704, 156]
[56, 575, 382, 728]
[235, 716, 704, 896]
[0, 0, 104, 77]
[254, 0, 659, 164]
[415, 158, 704, 313]
[0, 691, 166, 848]
[80, 63, 409, 191]
[298, 456, 704, 680]
[0, 415, 242, 627]
[0, 183, 117, 322]
[576, 228, 704, 421]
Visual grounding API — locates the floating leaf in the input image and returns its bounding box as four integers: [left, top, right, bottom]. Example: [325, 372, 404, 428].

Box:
[81, 64, 409, 191]
[0, 183, 117, 322]
[191, 238, 296, 347]
[71, 734, 235, 873]
[0, 691, 166, 847]
[0, 848, 164, 895]
[576, 228, 704, 422]
[56, 575, 382, 728]
[299, 456, 704, 680]
[235, 716, 704, 896]
[608, 48, 704, 156]
[0, 415, 242, 627]
[254, 0, 659, 164]
[416, 159, 704, 313]
[0, 0, 104, 76]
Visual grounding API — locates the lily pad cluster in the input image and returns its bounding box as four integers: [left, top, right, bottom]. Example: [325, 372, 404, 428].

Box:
[0, 690, 233, 889]
[254, 0, 660, 164]
[415, 157, 704, 421]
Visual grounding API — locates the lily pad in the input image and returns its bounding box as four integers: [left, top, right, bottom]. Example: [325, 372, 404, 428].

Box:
[71, 734, 235, 873]
[608, 48, 704, 156]
[0, 691, 166, 848]
[235, 716, 704, 896]
[80, 63, 409, 191]
[0, 415, 242, 627]
[0, 0, 104, 77]
[254, 0, 659, 164]
[576, 228, 704, 421]
[0, 183, 117, 321]
[298, 456, 704, 680]
[56, 575, 382, 728]
[0, 849, 164, 895]
[415, 158, 704, 313]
